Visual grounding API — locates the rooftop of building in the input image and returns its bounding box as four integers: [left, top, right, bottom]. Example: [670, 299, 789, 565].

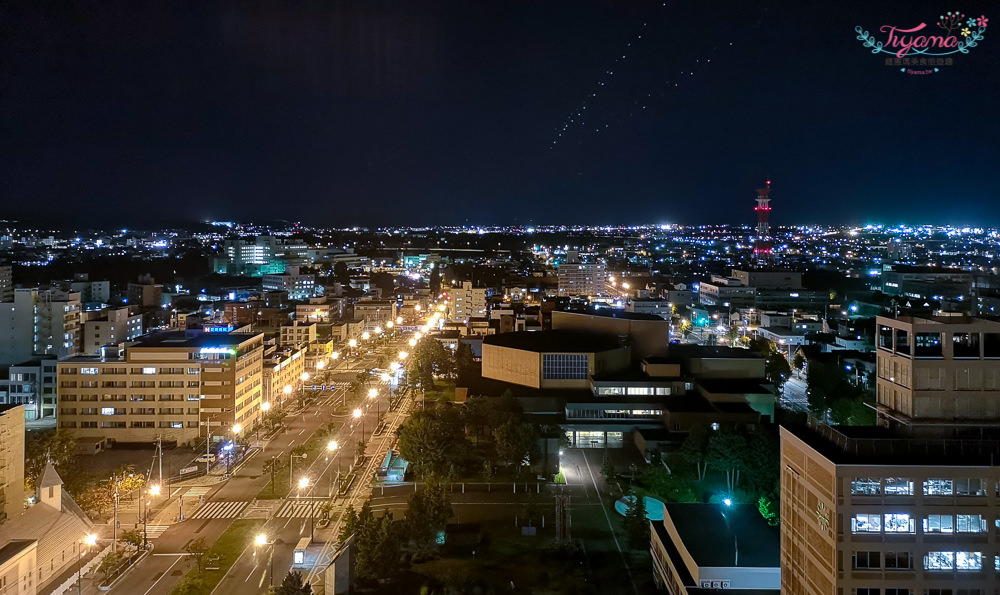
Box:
[883, 314, 1000, 328]
[662, 503, 780, 568]
[697, 378, 774, 394]
[782, 422, 1000, 467]
[554, 309, 666, 322]
[590, 369, 679, 383]
[483, 330, 623, 353]
[667, 344, 764, 360]
[0, 540, 35, 566]
[131, 330, 262, 349]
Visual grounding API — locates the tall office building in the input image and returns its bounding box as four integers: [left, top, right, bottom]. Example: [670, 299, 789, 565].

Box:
[780, 315, 1000, 595]
[557, 251, 606, 297]
[0, 288, 81, 366]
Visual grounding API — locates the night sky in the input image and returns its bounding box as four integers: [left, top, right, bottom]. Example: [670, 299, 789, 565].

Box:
[2, 0, 997, 228]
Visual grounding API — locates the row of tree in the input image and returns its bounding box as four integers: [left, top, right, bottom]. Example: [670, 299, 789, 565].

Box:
[806, 358, 876, 425]
[397, 394, 549, 479]
[338, 482, 453, 586]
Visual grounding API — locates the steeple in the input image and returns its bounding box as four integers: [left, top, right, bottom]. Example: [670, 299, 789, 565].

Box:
[37, 461, 63, 512]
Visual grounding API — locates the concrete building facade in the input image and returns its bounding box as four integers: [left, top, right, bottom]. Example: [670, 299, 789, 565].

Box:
[0, 405, 25, 524]
[0, 289, 81, 366]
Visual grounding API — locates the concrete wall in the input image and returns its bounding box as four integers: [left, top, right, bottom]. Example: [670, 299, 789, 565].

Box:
[481, 344, 542, 388]
[551, 311, 668, 361]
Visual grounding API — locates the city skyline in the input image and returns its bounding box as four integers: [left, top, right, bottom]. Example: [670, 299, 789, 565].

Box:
[3, 0, 997, 227]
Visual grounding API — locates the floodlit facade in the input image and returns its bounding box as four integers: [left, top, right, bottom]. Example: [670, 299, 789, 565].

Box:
[81, 307, 142, 355]
[262, 266, 316, 301]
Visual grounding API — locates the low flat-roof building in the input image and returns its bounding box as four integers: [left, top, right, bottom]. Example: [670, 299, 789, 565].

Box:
[651, 502, 780, 593]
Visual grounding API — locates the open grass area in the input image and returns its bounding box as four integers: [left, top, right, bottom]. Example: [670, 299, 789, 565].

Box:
[170, 519, 263, 595]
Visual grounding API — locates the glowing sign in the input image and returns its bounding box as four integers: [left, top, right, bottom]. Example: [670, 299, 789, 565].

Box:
[204, 325, 235, 333]
[200, 347, 236, 355]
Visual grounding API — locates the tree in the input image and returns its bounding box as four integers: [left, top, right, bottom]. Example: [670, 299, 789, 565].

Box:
[600, 453, 615, 484]
[96, 552, 125, 580]
[758, 496, 779, 526]
[429, 266, 441, 296]
[454, 341, 477, 385]
[333, 261, 350, 285]
[707, 430, 748, 494]
[406, 481, 453, 552]
[622, 492, 650, 550]
[120, 528, 144, 552]
[276, 571, 312, 595]
[398, 403, 468, 477]
[356, 439, 367, 461]
[493, 420, 539, 471]
[792, 352, 806, 372]
[24, 428, 77, 490]
[461, 395, 493, 444]
[185, 537, 208, 573]
[679, 424, 712, 481]
[765, 353, 792, 395]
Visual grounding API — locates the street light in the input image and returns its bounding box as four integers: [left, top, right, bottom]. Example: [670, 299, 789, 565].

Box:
[262, 401, 271, 412]
[379, 373, 390, 383]
[398, 351, 408, 360]
[396, 316, 403, 324]
[409, 339, 417, 347]
[348, 338, 357, 348]
[353, 407, 364, 435]
[374, 326, 382, 334]
[389, 362, 401, 372]
[368, 388, 381, 423]
[332, 351, 339, 360]
[254, 533, 273, 587]
[327, 440, 340, 496]
[386, 321, 394, 329]
[317, 360, 325, 370]
[362, 332, 370, 341]
[78, 534, 97, 595]
[298, 477, 316, 541]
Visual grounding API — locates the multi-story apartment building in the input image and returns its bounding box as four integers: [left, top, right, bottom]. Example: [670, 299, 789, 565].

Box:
[353, 299, 397, 331]
[0, 357, 58, 420]
[126, 274, 162, 308]
[222, 235, 283, 276]
[0, 288, 81, 366]
[0, 265, 12, 302]
[81, 307, 142, 355]
[781, 423, 1000, 595]
[57, 330, 264, 446]
[262, 344, 305, 410]
[875, 315, 1000, 431]
[262, 266, 315, 301]
[451, 281, 487, 323]
[0, 404, 25, 524]
[279, 322, 316, 347]
[556, 251, 606, 297]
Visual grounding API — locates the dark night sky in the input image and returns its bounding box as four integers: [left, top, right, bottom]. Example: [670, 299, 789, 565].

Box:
[1, 0, 997, 228]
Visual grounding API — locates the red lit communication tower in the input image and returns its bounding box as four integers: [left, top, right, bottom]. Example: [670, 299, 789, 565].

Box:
[753, 180, 772, 267]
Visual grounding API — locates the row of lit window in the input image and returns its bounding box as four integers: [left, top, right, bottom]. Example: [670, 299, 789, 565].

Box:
[853, 550, 990, 571]
[852, 513, 989, 534]
[851, 478, 988, 497]
[855, 588, 984, 595]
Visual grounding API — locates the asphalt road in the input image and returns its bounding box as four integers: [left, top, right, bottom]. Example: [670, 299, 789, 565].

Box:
[79, 334, 414, 595]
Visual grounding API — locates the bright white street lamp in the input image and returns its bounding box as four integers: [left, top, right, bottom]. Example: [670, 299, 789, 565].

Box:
[362, 332, 370, 341]
[232, 423, 242, 434]
[398, 351, 408, 359]
[261, 402, 271, 412]
[283, 385, 293, 396]
[389, 362, 401, 372]
[316, 360, 325, 370]
[301, 372, 309, 382]
[409, 339, 417, 347]
[298, 477, 310, 489]
[353, 408, 362, 419]
[349, 339, 357, 348]
[380, 373, 391, 382]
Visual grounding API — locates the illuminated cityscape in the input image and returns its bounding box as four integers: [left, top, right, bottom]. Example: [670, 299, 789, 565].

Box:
[1, 2, 998, 595]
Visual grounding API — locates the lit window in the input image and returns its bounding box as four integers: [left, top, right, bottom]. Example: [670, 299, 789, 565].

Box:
[884, 478, 913, 495]
[142, 367, 157, 375]
[923, 515, 953, 533]
[81, 367, 99, 375]
[100, 408, 115, 416]
[956, 514, 986, 533]
[923, 478, 953, 496]
[956, 551, 982, 571]
[852, 514, 882, 533]
[851, 478, 881, 495]
[924, 551, 954, 570]
[884, 513, 914, 533]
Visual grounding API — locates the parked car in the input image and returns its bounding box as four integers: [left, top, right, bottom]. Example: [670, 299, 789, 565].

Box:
[195, 453, 217, 463]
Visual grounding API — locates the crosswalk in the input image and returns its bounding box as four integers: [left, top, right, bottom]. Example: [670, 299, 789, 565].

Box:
[183, 486, 213, 499]
[145, 525, 169, 539]
[191, 501, 248, 519]
[275, 500, 321, 518]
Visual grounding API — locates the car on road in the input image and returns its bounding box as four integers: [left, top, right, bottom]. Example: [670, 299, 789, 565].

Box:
[195, 453, 217, 463]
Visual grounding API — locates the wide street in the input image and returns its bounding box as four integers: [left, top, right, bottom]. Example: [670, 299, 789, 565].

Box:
[75, 330, 416, 595]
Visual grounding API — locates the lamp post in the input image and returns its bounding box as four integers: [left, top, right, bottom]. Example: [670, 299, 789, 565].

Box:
[298, 477, 316, 541]
[282, 385, 292, 409]
[254, 533, 273, 587]
[78, 533, 97, 595]
[259, 402, 270, 445]
[368, 387, 380, 425]
[141, 483, 160, 549]
[353, 407, 364, 436]
[327, 440, 339, 497]
[289, 452, 307, 490]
